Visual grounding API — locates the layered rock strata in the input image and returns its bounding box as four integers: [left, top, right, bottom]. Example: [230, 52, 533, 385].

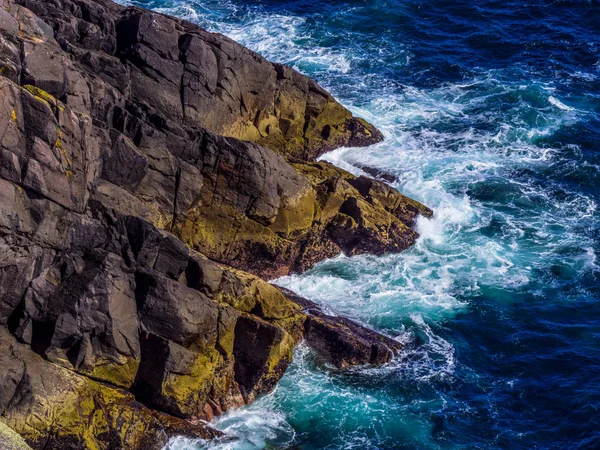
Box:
[0, 0, 432, 447]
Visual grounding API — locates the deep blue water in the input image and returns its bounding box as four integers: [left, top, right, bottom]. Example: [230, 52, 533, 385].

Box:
[121, 0, 600, 448]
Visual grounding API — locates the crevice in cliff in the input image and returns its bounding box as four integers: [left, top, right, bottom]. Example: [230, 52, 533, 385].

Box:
[171, 166, 182, 231]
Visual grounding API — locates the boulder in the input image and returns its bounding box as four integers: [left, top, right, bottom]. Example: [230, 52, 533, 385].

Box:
[282, 288, 402, 368]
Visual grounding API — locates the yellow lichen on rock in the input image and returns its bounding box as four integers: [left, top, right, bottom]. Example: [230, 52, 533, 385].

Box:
[160, 351, 221, 417]
[266, 330, 296, 374]
[22, 84, 64, 111]
[88, 357, 141, 389]
[268, 185, 316, 239]
[0, 331, 214, 450]
[218, 266, 304, 322]
[174, 203, 296, 278]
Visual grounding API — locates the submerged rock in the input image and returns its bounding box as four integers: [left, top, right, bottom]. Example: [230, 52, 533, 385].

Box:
[0, 0, 433, 447]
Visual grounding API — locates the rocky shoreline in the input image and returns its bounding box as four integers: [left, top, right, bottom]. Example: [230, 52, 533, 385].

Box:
[0, 0, 432, 448]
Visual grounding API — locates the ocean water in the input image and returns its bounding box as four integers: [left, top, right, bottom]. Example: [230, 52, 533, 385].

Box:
[121, 0, 600, 448]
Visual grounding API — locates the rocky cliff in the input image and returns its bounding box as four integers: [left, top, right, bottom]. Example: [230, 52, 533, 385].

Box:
[0, 0, 432, 448]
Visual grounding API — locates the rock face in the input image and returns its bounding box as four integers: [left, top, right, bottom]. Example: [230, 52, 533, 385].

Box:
[15, 0, 381, 164]
[0, 421, 32, 450]
[0, 328, 222, 450]
[0, 0, 431, 280]
[0, 0, 432, 448]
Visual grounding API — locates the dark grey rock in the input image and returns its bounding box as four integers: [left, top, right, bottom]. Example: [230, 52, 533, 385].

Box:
[282, 288, 402, 368]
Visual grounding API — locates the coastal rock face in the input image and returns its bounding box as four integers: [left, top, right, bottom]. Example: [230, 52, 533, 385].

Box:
[0, 0, 431, 280]
[118, 5, 382, 160]
[172, 151, 432, 279]
[0, 421, 32, 450]
[0, 0, 431, 447]
[0, 328, 221, 450]
[16, 0, 381, 162]
[6, 0, 427, 279]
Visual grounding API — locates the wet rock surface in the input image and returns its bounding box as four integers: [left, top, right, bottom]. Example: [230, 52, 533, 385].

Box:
[0, 0, 432, 447]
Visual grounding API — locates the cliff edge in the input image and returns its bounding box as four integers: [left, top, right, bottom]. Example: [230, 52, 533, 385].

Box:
[0, 0, 432, 448]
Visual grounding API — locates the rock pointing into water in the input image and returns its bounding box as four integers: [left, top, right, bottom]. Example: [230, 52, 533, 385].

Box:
[281, 288, 402, 368]
[0, 0, 431, 447]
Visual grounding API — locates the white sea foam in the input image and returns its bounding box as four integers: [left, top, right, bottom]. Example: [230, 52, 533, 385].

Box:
[133, 0, 355, 77]
[163, 404, 294, 450]
[165, 67, 597, 450]
[548, 95, 574, 111]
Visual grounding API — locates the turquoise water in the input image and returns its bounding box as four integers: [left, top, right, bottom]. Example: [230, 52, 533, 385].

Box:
[123, 0, 600, 448]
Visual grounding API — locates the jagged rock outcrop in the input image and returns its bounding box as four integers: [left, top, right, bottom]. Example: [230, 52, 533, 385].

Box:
[0, 0, 432, 447]
[282, 288, 402, 368]
[2, 195, 304, 416]
[13, 0, 381, 163]
[0, 0, 429, 279]
[0, 328, 221, 450]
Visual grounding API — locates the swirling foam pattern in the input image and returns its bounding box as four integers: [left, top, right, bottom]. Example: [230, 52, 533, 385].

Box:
[122, 0, 600, 448]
